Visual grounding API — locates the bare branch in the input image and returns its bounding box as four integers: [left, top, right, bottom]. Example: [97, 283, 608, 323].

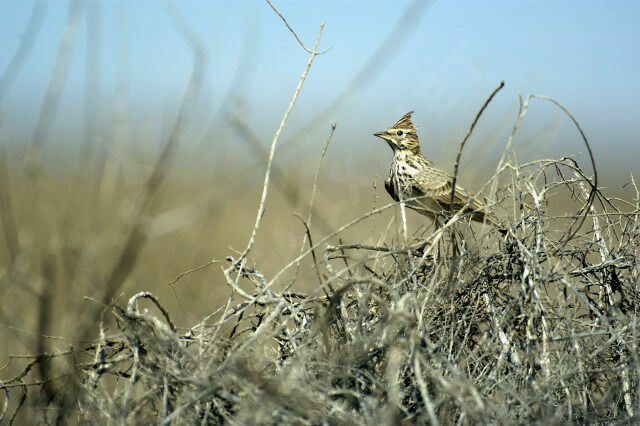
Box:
[450, 81, 505, 209]
[265, 0, 329, 54]
[233, 22, 325, 269]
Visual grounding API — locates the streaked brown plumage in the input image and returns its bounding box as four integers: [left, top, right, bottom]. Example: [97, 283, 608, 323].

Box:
[373, 111, 504, 231]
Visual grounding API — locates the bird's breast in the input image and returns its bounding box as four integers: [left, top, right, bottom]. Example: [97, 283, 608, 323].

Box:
[388, 161, 416, 199]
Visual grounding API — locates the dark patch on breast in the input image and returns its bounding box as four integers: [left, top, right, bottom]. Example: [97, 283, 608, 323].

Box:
[384, 177, 399, 202]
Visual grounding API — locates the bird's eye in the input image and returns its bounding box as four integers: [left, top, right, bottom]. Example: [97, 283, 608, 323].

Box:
[396, 130, 404, 136]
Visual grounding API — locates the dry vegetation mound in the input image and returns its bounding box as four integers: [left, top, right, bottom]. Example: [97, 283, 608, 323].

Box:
[3, 152, 639, 424]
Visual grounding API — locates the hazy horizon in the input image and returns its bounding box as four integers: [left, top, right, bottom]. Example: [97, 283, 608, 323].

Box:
[1, 0, 638, 183]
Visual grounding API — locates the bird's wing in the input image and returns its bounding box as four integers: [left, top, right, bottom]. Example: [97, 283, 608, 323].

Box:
[411, 167, 480, 210]
[411, 166, 504, 229]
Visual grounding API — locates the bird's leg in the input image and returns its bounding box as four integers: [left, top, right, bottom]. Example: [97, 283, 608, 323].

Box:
[449, 219, 460, 259]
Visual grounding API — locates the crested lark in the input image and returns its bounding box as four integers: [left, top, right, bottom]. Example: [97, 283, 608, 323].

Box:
[373, 111, 505, 232]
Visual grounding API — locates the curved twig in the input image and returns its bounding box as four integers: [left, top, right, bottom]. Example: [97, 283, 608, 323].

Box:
[265, 0, 330, 54]
[530, 95, 598, 252]
[450, 81, 505, 210]
[126, 292, 177, 333]
[292, 213, 326, 294]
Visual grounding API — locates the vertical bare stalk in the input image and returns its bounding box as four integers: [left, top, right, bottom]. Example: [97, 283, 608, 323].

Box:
[233, 22, 325, 269]
[289, 124, 336, 288]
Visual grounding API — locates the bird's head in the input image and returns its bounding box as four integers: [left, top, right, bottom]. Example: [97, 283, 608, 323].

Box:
[373, 111, 420, 154]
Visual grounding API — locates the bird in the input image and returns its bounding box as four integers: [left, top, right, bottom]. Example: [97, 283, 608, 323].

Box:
[373, 111, 505, 232]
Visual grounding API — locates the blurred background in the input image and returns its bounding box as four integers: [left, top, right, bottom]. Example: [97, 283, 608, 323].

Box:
[0, 0, 638, 374]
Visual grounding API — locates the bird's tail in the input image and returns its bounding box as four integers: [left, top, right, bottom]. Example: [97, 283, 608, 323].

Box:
[471, 209, 508, 235]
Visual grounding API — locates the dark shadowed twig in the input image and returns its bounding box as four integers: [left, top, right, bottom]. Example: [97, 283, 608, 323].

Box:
[169, 260, 223, 287]
[292, 213, 327, 296]
[35, 255, 55, 407]
[0, 379, 7, 422]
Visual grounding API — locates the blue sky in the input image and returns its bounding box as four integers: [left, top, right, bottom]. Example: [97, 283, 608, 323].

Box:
[1, 0, 638, 179]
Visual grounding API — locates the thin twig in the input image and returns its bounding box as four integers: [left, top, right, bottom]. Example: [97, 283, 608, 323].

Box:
[265, 0, 329, 54]
[292, 213, 327, 296]
[450, 81, 505, 209]
[27, 1, 83, 169]
[168, 260, 222, 286]
[0, 0, 46, 102]
[278, 0, 431, 150]
[233, 22, 325, 269]
[530, 95, 598, 252]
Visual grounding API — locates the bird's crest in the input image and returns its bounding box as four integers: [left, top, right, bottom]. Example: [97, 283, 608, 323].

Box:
[391, 111, 416, 133]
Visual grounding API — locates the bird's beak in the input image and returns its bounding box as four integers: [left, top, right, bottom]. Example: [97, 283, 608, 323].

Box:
[373, 131, 389, 141]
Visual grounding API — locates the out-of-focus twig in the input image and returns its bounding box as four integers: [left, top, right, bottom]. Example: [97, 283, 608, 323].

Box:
[94, 10, 205, 319]
[0, 146, 18, 261]
[228, 116, 301, 207]
[0, 0, 46, 104]
[57, 6, 208, 424]
[198, 10, 259, 148]
[77, 0, 102, 172]
[228, 116, 334, 234]
[27, 1, 84, 170]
